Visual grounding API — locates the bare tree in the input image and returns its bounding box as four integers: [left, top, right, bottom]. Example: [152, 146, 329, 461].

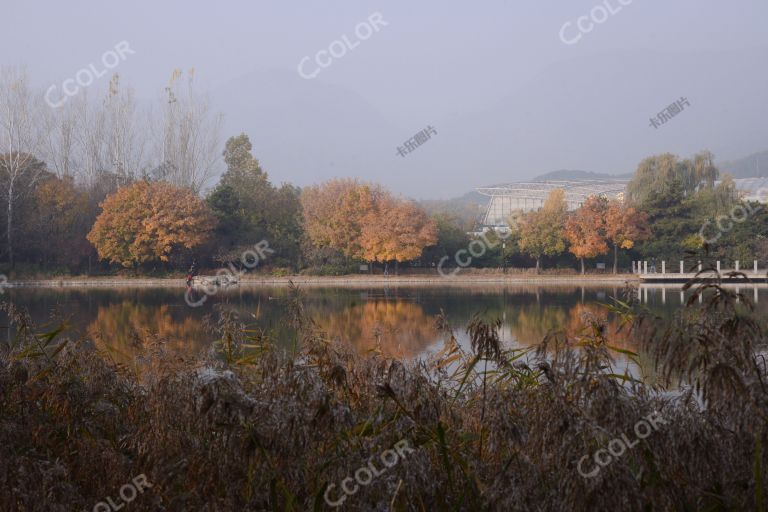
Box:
[103, 74, 147, 183]
[70, 91, 108, 188]
[0, 67, 46, 267]
[43, 76, 148, 190]
[151, 68, 222, 193]
[39, 97, 77, 179]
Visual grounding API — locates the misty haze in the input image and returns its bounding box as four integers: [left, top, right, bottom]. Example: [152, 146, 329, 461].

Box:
[1, 2, 767, 511]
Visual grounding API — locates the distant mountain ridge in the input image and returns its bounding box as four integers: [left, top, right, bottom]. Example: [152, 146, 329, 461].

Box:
[719, 150, 768, 178]
[420, 149, 768, 227]
[532, 169, 632, 182]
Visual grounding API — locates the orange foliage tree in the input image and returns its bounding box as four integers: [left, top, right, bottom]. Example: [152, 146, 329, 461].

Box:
[565, 195, 610, 274]
[301, 179, 437, 272]
[27, 175, 93, 268]
[605, 200, 651, 273]
[301, 179, 378, 261]
[360, 196, 437, 272]
[87, 181, 214, 267]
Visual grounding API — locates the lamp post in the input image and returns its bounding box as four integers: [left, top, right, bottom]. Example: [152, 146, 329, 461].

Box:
[502, 241, 507, 274]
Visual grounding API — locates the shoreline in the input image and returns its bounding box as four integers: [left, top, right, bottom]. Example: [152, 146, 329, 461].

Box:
[5, 274, 642, 289]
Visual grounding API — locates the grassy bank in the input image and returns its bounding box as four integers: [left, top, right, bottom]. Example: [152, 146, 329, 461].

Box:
[0, 278, 766, 511]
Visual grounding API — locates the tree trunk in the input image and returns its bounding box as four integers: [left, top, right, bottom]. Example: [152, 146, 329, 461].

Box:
[580, 258, 585, 275]
[395, 260, 399, 275]
[613, 244, 618, 274]
[535, 257, 540, 274]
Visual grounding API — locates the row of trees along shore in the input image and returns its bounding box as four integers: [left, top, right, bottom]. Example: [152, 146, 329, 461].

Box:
[513, 190, 650, 274]
[0, 67, 765, 276]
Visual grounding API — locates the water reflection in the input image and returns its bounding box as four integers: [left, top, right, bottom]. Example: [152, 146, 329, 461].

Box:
[312, 298, 435, 358]
[2, 285, 766, 368]
[87, 301, 206, 360]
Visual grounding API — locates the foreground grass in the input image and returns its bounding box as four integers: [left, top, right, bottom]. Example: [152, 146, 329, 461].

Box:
[0, 279, 766, 511]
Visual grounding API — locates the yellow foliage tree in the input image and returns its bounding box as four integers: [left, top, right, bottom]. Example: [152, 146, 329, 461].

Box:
[518, 189, 568, 273]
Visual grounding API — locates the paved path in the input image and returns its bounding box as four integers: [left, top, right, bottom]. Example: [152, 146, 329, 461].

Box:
[6, 274, 640, 288]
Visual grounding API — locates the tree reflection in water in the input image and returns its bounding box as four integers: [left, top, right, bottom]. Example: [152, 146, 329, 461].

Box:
[87, 301, 206, 363]
[312, 297, 436, 358]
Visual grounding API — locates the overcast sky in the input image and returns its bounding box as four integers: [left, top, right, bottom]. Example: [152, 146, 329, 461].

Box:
[3, 1, 768, 198]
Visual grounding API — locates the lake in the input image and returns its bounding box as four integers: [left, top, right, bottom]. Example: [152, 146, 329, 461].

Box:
[2, 283, 765, 373]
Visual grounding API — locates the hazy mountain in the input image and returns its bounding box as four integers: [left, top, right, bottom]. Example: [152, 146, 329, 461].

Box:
[419, 190, 487, 229]
[212, 69, 403, 189]
[532, 170, 631, 181]
[719, 150, 768, 178]
[209, 47, 768, 199]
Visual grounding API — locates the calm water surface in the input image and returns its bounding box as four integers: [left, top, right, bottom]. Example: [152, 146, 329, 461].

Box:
[3, 284, 765, 371]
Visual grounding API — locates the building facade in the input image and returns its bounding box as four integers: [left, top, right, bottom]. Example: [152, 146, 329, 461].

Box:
[476, 180, 628, 229]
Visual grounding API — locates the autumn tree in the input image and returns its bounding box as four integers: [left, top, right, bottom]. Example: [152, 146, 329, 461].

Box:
[302, 179, 436, 272]
[517, 189, 568, 273]
[88, 181, 214, 268]
[25, 174, 93, 269]
[360, 196, 437, 273]
[301, 179, 380, 261]
[565, 195, 610, 274]
[605, 200, 650, 273]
